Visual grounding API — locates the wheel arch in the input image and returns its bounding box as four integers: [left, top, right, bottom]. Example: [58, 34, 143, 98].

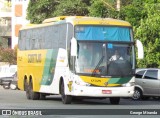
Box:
[135, 85, 143, 94]
[23, 75, 28, 91]
[29, 75, 33, 89]
[59, 76, 64, 94]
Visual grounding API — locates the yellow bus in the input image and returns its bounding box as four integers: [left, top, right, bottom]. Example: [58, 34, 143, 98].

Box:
[17, 16, 143, 104]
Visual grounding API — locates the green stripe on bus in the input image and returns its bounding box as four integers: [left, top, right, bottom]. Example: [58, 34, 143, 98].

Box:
[108, 77, 132, 84]
[41, 49, 58, 85]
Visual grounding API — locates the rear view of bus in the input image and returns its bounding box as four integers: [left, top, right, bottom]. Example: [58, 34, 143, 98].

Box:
[17, 16, 143, 105]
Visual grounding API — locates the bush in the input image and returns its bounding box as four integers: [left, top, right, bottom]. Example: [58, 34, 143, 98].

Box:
[0, 47, 17, 65]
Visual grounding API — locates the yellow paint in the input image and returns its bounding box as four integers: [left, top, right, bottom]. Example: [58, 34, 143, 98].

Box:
[43, 16, 84, 23]
[80, 76, 110, 87]
[67, 81, 73, 92]
[80, 76, 121, 87]
[72, 18, 131, 26]
[59, 60, 64, 62]
[17, 49, 47, 92]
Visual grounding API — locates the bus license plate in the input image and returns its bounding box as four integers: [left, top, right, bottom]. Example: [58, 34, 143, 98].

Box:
[102, 90, 112, 94]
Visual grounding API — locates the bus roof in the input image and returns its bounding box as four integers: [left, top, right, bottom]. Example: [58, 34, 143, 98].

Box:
[20, 16, 131, 30]
[73, 17, 131, 26]
[43, 16, 131, 26]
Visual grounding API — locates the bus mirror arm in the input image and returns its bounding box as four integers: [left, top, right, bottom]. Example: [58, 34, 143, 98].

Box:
[136, 40, 144, 59]
[71, 37, 77, 57]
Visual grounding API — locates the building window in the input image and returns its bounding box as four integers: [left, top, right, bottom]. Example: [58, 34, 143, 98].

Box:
[15, 4, 23, 17]
[15, 24, 22, 37]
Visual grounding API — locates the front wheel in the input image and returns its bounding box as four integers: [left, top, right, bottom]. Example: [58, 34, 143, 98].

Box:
[60, 81, 72, 104]
[10, 84, 17, 90]
[3, 84, 10, 89]
[110, 97, 120, 105]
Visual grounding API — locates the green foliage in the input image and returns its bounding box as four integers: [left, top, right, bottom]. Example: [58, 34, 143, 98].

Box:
[89, 0, 118, 18]
[120, 2, 145, 26]
[27, 0, 90, 23]
[135, 3, 160, 68]
[53, 0, 89, 16]
[27, 0, 59, 23]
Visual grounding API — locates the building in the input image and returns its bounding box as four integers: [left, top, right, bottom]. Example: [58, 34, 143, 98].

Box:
[11, 0, 29, 49]
[0, 0, 11, 48]
[0, 0, 29, 49]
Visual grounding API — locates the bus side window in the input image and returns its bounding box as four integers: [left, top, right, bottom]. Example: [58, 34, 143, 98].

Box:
[31, 39, 35, 49]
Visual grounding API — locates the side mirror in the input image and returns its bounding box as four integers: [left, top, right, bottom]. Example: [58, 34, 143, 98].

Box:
[71, 37, 77, 56]
[136, 40, 144, 59]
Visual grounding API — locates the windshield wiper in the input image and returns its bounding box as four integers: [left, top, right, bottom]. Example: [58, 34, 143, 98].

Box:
[91, 56, 104, 76]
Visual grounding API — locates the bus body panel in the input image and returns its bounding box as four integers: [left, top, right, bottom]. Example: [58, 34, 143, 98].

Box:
[39, 48, 69, 94]
[17, 16, 137, 103]
[18, 49, 59, 92]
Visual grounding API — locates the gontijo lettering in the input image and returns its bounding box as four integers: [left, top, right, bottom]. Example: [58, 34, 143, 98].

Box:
[28, 54, 41, 63]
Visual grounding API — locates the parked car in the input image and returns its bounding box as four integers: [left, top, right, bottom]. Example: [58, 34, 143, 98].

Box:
[132, 68, 160, 100]
[0, 72, 18, 90]
[0, 65, 17, 90]
[10, 72, 18, 90]
[0, 76, 13, 89]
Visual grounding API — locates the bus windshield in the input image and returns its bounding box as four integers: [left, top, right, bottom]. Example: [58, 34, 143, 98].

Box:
[75, 42, 134, 77]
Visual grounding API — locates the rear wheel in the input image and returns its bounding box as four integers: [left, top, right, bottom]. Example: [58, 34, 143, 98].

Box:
[24, 80, 30, 99]
[29, 80, 40, 100]
[132, 88, 142, 100]
[40, 93, 46, 100]
[110, 97, 120, 105]
[28, 80, 40, 100]
[60, 81, 72, 104]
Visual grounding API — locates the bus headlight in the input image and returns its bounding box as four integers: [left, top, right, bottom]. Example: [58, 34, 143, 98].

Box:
[122, 82, 135, 87]
[75, 80, 90, 86]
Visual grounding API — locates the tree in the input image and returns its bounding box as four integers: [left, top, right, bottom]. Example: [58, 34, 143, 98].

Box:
[89, 0, 118, 18]
[27, 0, 91, 23]
[119, 0, 160, 68]
[53, 0, 89, 16]
[0, 46, 17, 64]
[135, 3, 160, 68]
[119, 0, 145, 26]
[27, 0, 59, 23]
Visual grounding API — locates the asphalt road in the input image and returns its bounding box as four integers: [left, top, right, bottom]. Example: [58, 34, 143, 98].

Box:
[0, 86, 159, 118]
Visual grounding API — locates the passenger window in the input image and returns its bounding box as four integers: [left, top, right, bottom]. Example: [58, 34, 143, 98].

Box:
[135, 70, 145, 78]
[144, 70, 158, 80]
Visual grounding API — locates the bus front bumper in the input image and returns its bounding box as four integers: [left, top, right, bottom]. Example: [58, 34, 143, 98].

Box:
[71, 85, 134, 97]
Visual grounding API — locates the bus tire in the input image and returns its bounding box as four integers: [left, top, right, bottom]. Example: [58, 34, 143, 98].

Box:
[110, 97, 120, 105]
[24, 80, 30, 99]
[29, 80, 40, 100]
[60, 81, 72, 104]
[40, 93, 46, 100]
